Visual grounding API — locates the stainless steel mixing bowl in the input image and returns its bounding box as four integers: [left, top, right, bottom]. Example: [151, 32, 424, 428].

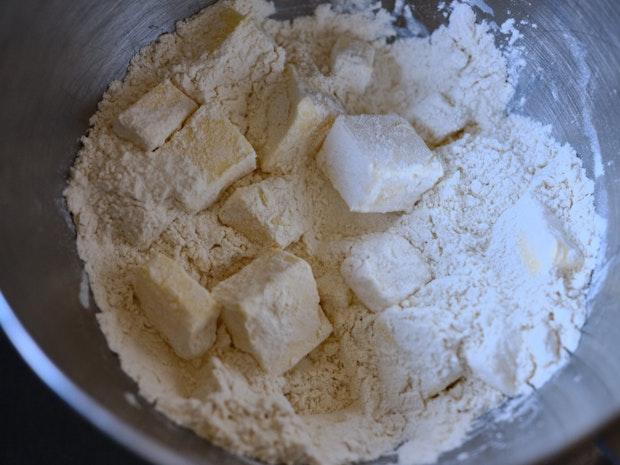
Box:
[1, 1, 619, 464]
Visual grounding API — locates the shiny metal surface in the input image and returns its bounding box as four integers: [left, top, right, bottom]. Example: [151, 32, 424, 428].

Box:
[0, 1, 618, 465]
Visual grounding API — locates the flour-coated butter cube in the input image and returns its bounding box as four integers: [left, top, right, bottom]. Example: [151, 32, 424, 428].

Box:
[464, 317, 561, 396]
[258, 66, 342, 173]
[408, 92, 468, 144]
[330, 37, 375, 93]
[374, 307, 463, 400]
[218, 176, 307, 248]
[487, 192, 584, 280]
[114, 79, 198, 151]
[213, 250, 332, 375]
[317, 114, 444, 213]
[157, 107, 256, 212]
[176, 5, 245, 59]
[174, 17, 282, 104]
[133, 253, 219, 359]
[341, 233, 431, 312]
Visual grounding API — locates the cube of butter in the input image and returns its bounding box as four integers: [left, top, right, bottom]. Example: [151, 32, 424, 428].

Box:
[133, 253, 219, 359]
[178, 6, 245, 59]
[464, 316, 561, 396]
[157, 107, 256, 212]
[259, 65, 342, 173]
[341, 233, 431, 312]
[408, 92, 468, 144]
[218, 176, 307, 248]
[114, 79, 198, 151]
[486, 192, 584, 280]
[174, 17, 282, 104]
[374, 307, 463, 400]
[330, 37, 375, 94]
[317, 114, 444, 213]
[213, 250, 332, 375]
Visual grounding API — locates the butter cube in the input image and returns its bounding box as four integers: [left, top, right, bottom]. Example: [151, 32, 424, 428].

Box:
[330, 37, 375, 94]
[157, 107, 256, 212]
[218, 176, 307, 248]
[487, 193, 584, 280]
[317, 114, 444, 213]
[175, 17, 282, 104]
[213, 251, 332, 375]
[464, 317, 561, 396]
[374, 307, 463, 399]
[114, 79, 198, 151]
[258, 66, 342, 173]
[178, 6, 245, 59]
[341, 233, 431, 312]
[408, 92, 468, 144]
[133, 253, 219, 359]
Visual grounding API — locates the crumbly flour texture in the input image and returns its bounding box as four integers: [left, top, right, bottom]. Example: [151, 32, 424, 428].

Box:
[65, 1, 602, 465]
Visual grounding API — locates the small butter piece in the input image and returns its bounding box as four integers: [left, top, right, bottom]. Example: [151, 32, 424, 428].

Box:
[157, 107, 256, 212]
[218, 176, 307, 248]
[213, 250, 332, 375]
[341, 233, 431, 312]
[317, 114, 444, 213]
[330, 37, 375, 94]
[408, 92, 468, 144]
[133, 253, 219, 359]
[258, 66, 342, 173]
[374, 307, 463, 400]
[114, 79, 198, 151]
[487, 193, 584, 279]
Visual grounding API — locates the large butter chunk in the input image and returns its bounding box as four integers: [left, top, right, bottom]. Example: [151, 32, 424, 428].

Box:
[157, 107, 256, 212]
[213, 250, 332, 375]
[330, 37, 375, 94]
[218, 176, 307, 248]
[133, 253, 220, 359]
[114, 79, 198, 151]
[317, 114, 444, 213]
[341, 233, 431, 312]
[408, 92, 468, 145]
[258, 66, 342, 173]
[374, 307, 463, 400]
[487, 193, 584, 279]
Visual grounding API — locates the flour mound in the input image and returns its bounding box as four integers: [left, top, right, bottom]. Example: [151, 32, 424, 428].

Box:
[64, 1, 602, 465]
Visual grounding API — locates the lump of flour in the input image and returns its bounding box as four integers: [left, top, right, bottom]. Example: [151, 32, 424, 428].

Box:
[64, 1, 603, 465]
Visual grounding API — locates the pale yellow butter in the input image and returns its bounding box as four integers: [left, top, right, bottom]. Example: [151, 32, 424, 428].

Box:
[218, 176, 307, 248]
[213, 250, 332, 375]
[133, 253, 219, 360]
[114, 79, 198, 151]
[259, 65, 342, 173]
[174, 16, 282, 105]
[157, 107, 256, 212]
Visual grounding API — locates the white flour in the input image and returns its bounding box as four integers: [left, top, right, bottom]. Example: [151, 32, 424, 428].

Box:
[64, 1, 602, 465]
